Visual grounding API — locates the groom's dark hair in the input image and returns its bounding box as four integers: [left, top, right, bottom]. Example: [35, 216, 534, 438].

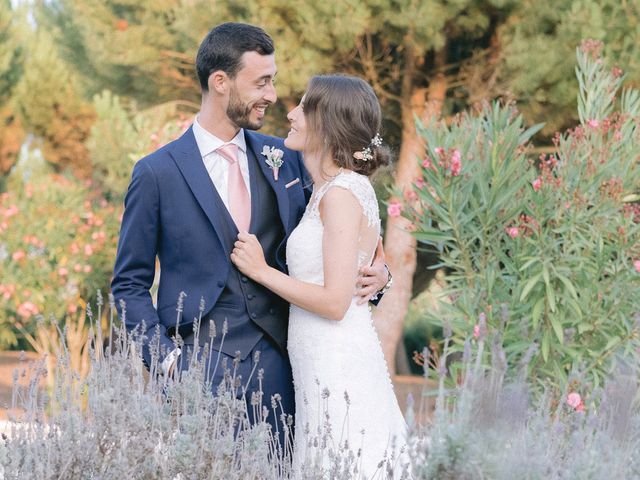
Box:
[196, 23, 275, 91]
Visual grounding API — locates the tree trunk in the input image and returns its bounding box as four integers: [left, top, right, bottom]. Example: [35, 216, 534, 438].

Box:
[374, 47, 448, 375]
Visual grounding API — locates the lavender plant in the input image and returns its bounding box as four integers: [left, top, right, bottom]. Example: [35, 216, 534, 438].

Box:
[0, 297, 405, 480]
[4, 300, 640, 479]
[409, 331, 640, 479]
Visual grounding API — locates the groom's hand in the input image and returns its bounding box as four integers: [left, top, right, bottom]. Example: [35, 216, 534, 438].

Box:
[355, 238, 390, 305]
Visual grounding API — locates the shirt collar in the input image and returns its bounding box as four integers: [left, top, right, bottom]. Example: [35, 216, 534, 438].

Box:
[192, 115, 246, 158]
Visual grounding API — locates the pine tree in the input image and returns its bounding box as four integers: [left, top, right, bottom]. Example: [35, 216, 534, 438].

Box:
[14, 30, 95, 177]
[0, 0, 25, 177]
[499, 0, 640, 133]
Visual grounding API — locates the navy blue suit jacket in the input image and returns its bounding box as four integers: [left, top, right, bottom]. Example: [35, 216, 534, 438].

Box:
[111, 127, 310, 363]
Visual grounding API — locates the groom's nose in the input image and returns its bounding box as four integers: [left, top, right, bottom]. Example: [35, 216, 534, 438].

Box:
[264, 82, 277, 104]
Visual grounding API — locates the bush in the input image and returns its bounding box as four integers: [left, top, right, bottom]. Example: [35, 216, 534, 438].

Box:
[409, 334, 640, 479]
[404, 42, 640, 390]
[0, 159, 121, 348]
[88, 90, 193, 202]
[4, 304, 640, 479]
[1, 307, 407, 480]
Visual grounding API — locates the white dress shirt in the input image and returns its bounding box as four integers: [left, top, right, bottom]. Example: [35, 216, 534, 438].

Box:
[192, 116, 251, 209]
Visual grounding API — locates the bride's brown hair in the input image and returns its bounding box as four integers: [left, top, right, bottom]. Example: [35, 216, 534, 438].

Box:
[302, 75, 392, 177]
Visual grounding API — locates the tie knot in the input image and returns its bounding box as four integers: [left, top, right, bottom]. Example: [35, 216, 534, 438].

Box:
[217, 143, 239, 164]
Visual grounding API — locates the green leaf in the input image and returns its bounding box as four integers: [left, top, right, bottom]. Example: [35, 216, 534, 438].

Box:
[604, 336, 621, 352]
[542, 329, 550, 363]
[532, 298, 545, 330]
[542, 264, 550, 289]
[546, 281, 556, 312]
[519, 257, 540, 272]
[414, 231, 454, 243]
[556, 273, 579, 301]
[550, 315, 564, 344]
[520, 273, 543, 302]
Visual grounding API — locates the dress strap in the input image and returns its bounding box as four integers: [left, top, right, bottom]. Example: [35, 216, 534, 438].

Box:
[309, 170, 380, 229]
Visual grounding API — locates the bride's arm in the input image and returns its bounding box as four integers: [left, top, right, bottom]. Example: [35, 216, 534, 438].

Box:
[231, 187, 361, 321]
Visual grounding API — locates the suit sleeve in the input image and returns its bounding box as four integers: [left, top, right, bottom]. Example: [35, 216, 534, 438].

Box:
[111, 159, 175, 367]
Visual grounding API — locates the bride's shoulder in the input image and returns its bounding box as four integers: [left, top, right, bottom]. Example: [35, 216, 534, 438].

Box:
[324, 170, 379, 225]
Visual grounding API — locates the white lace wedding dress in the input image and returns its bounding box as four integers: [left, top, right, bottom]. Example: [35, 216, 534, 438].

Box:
[286, 170, 409, 479]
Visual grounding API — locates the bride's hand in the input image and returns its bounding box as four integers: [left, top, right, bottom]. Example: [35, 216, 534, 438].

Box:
[231, 232, 269, 282]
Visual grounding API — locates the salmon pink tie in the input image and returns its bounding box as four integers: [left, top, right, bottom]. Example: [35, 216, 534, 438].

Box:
[217, 143, 251, 232]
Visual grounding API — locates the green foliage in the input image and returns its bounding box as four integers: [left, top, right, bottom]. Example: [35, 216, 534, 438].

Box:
[0, 160, 121, 348]
[407, 47, 640, 390]
[88, 90, 193, 201]
[499, 0, 640, 134]
[0, 0, 22, 106]
[13, 31, 95, 174]
[39, 0, 223, 105]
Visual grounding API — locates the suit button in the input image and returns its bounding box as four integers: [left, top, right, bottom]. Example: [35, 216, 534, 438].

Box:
[241, 276, 248, 283]
[269, 308, 275, 315]
[251, 312, 257, 319]
[247, 294, 254, 300]
[217, 281, 224, 288]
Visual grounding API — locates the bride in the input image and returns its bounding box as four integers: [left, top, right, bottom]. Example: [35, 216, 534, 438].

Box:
[231, 74, 409, 478]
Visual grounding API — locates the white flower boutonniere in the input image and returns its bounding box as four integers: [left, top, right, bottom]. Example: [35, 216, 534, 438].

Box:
[261, 145, 284, 181]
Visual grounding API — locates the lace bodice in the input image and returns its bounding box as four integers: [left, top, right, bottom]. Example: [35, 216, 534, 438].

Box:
[287, 170, 380, 285]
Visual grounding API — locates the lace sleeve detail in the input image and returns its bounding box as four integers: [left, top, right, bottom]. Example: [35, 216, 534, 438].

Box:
[310, 171, 380, 229]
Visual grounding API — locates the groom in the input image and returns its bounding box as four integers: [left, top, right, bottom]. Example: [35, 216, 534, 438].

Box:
[111, 23, 389, 438]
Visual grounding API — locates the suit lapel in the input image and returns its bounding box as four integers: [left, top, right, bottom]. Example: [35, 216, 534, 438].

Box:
[245, 131, 291, 234]
[169, 127, 232, 251]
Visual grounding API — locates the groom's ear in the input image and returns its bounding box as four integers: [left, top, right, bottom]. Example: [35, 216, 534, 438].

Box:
[209, 70, 228, 95]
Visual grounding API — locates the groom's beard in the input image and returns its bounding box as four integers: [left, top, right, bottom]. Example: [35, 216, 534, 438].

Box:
[227, 86, 265, 131]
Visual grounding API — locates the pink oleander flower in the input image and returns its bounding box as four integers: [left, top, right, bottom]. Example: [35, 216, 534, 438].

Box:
[434, 147, 445, 155]
[84, 244, 94, 256]
[634, 260, 640, 273]
[564, 201, 571, 209]
[506, 227, 519, 239]
[566, 392, 582, 409]
[473, 325, 480, 338]
[12, 250, 26, 261]
[422, 157, 433, 170]
[587, 119, 600, 129]
[73, 264, 82, 273]
[17, 301, 39, 319]
[83, 265, 92, 273]
[575, 402, 585, 413]
[58, 267, 68, 277]
[387, 201, 403, 218]
[415, 177, 425, 189]
[450, 149, 462, 176]
[532, 177, 542, 192]
[405, 190, 418, 202]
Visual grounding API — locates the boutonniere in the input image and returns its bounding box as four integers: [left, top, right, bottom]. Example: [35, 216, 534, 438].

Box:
[261, 145, 284, 181]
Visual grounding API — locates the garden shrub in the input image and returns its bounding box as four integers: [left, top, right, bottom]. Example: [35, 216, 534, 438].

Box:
[403, 42, 640, 390]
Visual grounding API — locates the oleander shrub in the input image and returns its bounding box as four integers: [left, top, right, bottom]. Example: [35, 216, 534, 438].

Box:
[402, 42, 640, 390]
[0, 163, 121, 348]
[0, 99, 191, 351]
